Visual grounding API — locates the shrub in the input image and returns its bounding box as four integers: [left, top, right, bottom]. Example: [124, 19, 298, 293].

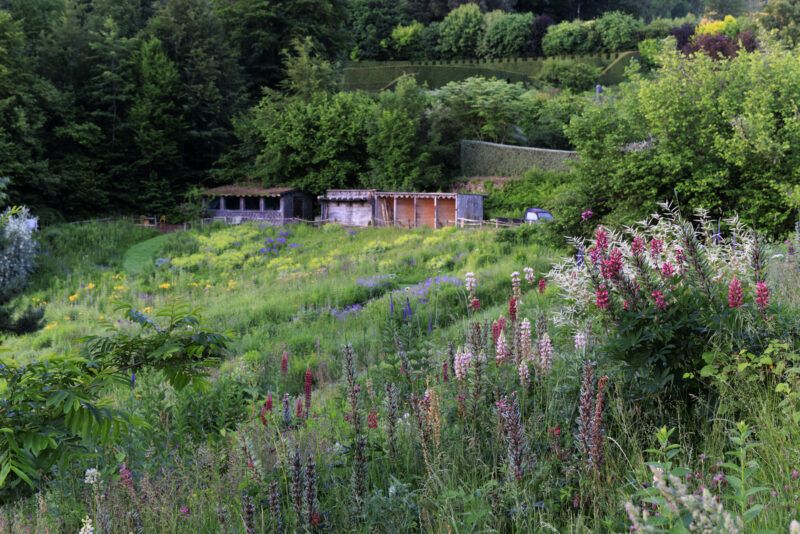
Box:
[0, 207, 43, 335]
[683, 32, 739, 60]
[483, 169, 573, 219]
[518, 90, 587, 150]
[566, 40, 800, 237]
[696, 14, 741, 38]
[347, 0, 408, 60]
[537, 59, 601, 92]
[549, 205, 792, 393]
[480, 12, 534, 58]
[637, 38, 662, 70]
[437, 77, 525, 144]
[390, 21, 426, 60]
[437, 4, 485, 58]
[542, 19, 599, 56]
[668, 22, 695, 49]
[595, 11, 642, 53]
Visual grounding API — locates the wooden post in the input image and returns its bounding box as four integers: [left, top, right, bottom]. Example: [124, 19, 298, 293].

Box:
[413, 197, 417, 228]
[259, 197, 265, 212]
[434, 197, 438, 229]
[393, 197, 397, 227]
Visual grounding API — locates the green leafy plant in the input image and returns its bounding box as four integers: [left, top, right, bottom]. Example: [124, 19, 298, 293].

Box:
[83, 299, 231, 391]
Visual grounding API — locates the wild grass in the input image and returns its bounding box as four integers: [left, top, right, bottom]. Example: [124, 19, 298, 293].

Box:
[2, 220, 800, 533]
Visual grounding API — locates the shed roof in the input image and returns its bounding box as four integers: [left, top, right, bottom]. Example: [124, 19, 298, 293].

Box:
[374, 192, 459, 199]
[203, 184, 296, 197]
[320, 189, 376, 201]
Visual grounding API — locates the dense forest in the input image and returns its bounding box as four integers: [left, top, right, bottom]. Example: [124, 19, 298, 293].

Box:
[0, 0, 780, 222]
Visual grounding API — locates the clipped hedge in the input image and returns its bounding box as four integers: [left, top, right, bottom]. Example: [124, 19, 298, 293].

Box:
[460, 140, 577, 177]
[342, 53, 624, 92]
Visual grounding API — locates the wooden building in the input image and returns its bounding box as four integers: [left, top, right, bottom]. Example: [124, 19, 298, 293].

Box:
[203, 184, 312, 224]
[318, 189, 376, 226]
[318, 190, 484, 228]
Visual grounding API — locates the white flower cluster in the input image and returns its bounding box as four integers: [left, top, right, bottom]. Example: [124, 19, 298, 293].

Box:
[0, 206, 37, 300]
[78, 516, 94, 534]
[84, 468, 101, 487]
[547, 202, 757, 330]
[625, 466, 742, 533]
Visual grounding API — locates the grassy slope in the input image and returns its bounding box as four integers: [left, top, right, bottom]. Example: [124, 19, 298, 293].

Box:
[4, 222, 800, 533]
[122, 234, 169, 274]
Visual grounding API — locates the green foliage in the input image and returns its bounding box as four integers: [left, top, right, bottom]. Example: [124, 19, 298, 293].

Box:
[347, 0, 408, 60]
[213, 0, 346, 96]
[460, 140, 577, 177]
[518, 90, 588, 150]
[0, 354, 135, 503]
[389, 21, 426, 60]
[637, 38, 662, 70]
[566, 41, 800, 237]
[483, 170, 574, 218]
[83, 300, 231, 391]
[128, 37, 185, 215]
[595, 11, 642, 53]
[30, 221, 159, 292]
[760, 0, 800, 47]
[479, 12, 534, 59]
[542, 20, 599, 56]
[280, 37, 339, 101]
[437, 76, 524, 144]
[537, 59, 601, 92]
[437, 4, 485, 58]
[367, 78, 444, 190]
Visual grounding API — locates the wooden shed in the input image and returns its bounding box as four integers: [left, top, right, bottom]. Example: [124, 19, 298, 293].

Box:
[318, 190, 376, 226]
[203, 184, 312, 224]
[374, 192, 484, 228]
[318, 190, 484, 228]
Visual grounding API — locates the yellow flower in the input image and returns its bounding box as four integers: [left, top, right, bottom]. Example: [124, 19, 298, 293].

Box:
[190, 282, 200, 287]
[44, 322, 57, 331]
[142, 306, 152, 313]
[86, 283, 96, 290]
[63, 316, 71, 321]
[114, 285, 124, 291]
[135, 394, 142, 398]
[159, 283, 171, 289]
[68, 293, 79, 303]
[204, 284, 212, 290]
[227, 279, 236, 290]
[99, 315, 105, 320]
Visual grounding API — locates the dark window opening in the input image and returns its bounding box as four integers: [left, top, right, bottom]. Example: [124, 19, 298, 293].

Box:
[225, 197, 240, 210]
[264, 197, 280, 211]
[244, 197, 260, 210]
[206, 197, 220, 210]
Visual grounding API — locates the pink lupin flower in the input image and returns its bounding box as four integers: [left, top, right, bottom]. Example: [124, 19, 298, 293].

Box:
[538, 278, 546, 294]
[661, 262, 675, 278]
[518, 361, 530, 388]
[755, 282, 770, 311]
[524, 267, 535, 285]
[496, 332, 509, 365]
[281, 351, 289, 377]
[649, 239, 663, 257]
[470, 297, 480, 311]
[651, 290, 668, 309]
[728, 276, 743, 308]
[509, 297, 517, 322]
[595, 285, 610, 309]
[631, 236, 645, 255]
[595, 226, 609, 252]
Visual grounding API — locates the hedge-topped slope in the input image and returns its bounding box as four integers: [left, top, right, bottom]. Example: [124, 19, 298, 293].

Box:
[343, 52, 637, 92]
[460, 140, 578, 177]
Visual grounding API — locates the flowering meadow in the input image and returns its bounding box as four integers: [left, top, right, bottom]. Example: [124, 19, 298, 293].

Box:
[2, 211, 800, 533]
